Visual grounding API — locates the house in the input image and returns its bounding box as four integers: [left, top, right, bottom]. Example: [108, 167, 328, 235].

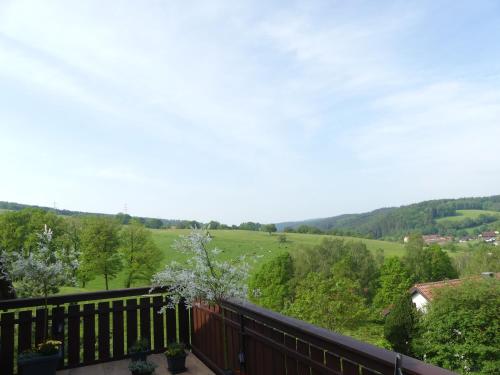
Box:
[409, 272, 499, 311]
[480, 231, 497, 243]
[422, 234, 453, 245]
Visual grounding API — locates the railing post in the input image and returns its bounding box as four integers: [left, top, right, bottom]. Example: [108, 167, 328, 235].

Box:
[394, 353, 403, 375]
[238, 313, 246, 372]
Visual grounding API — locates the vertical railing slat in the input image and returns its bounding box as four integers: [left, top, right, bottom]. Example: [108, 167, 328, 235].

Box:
[139, 297, 151, 349]
[17, 310, 32, 353]
[67, 304, 80, 366]
[112, 300, 125, 359]
[0, 312, 15, 375]
[98, 301, 110, 361]
[166, 302, 177, 345]
[285, 334, 299, 375]
[83, 303, 96, 363]
[152, 296, 165, 352]
[178, 300, 189, 345]
[51, 306, 65, 368]
[126, 299, 138, 352]
[35, 308, 47, 345]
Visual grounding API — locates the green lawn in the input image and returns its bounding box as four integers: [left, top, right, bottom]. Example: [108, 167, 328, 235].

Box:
[76, 229, 405, 293]
[436, 209, 500, 223]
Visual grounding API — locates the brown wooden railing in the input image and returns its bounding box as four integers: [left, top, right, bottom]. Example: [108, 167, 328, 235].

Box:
[0, 288, 189, 375]
[191, 299, 458, 375]
[1, 290, 457, 375]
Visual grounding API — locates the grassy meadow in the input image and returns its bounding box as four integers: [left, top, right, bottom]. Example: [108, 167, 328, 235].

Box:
[435, 209, 499, 223]
[76, 229, 406, 292]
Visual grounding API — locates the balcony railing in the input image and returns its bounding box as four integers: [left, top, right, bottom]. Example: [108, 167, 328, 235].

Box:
[0, 288, 457, 375]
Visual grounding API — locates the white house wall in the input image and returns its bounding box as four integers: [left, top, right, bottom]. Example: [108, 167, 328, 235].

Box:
[412, 292, 429, 312]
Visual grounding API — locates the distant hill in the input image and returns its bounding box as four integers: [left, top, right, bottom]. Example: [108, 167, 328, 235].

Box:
[276, 196, 500, 239]
[0, 201, 193, 229]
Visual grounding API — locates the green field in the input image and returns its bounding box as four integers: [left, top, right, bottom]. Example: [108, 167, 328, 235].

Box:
[77, 229, 405, 292]
[435, 209, 500, 223]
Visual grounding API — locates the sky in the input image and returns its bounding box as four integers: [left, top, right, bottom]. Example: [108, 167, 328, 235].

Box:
[1, 0, 500, 224]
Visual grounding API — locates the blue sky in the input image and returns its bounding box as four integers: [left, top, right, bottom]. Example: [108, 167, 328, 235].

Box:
[1, 0, 500, 224]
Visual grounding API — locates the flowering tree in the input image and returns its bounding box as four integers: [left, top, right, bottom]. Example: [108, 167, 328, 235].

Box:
[152, 229, 250, 370]
[3, 226, 72, 341]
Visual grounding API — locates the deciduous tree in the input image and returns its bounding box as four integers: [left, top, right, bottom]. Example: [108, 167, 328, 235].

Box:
[80, 216, 122, 290]
[248, 252, 294, 311]
[120, 219, 162, 288]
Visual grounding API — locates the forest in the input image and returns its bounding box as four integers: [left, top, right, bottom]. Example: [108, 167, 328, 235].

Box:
[277, 195, 500, 239]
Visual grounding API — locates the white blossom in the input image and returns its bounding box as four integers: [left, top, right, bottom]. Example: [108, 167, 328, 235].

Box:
[6, 226, 70, 297]
[151, 229, 251, 312]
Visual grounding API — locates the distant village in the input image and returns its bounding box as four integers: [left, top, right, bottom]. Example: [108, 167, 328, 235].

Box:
[404, 231, 499, 246]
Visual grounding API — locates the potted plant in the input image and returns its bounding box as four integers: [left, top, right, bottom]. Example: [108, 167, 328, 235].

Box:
[5, 226, 72, 375]
[18, 340, 62, 375]
[128, 360, 158, 375]
[165, 342, 187, 374]
[152, 229, 251, 375]
[129, 338, 149, 362]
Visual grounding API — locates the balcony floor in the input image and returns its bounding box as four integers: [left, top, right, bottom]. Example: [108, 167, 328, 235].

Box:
[56, 353, 215, 375]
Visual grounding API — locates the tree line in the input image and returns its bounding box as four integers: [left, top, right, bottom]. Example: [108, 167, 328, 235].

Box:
[0, 208, 162, 293]
[248, 234, 499, 374]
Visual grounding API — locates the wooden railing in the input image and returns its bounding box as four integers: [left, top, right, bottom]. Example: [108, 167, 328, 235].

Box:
[191, 299, 458, 375]
[1, 290, 457, 375]
[0, 288, 189, 375]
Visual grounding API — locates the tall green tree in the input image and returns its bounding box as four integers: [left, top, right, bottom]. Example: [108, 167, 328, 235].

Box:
[248, 252, 294, 311]
[80, 216, 122, 290]
[285, 273, 368, 332]
[383, 294, 418, 355]
[330, 241, 379, 301]
[120, 219, 162, 288]
[404, 235, 458, 282]
[261, 224, 277, 235]
[414, 279, 500, 374]
[293, 237, 348, 280]
[373, 257, 412, 309]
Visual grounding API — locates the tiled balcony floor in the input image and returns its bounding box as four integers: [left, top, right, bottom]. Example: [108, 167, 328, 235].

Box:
[56, 353, 215, 375]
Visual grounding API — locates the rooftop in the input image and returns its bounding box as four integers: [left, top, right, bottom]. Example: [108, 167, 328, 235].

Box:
[410, 273, 500, 301]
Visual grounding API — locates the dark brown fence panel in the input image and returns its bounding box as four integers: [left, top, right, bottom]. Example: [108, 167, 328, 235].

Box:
[285, 334, 299, 375]
[0, 288, 184, 375]
[178, 301, 189, 346]
[152, 296, 165, 352]
[342, 358, 359, 375]
[245, 318, 256, 375]
[272, 329, 286, 375]
[17, 310, 32, 354]
[311, 345, 326, 375]
[112, 300, 125, 359]
[126, 299, 138, 351]
[139, 297, 151, 349]
[83, 303, 96, 363]
[297, 339, 310, 375]
[67, 304, 80, 366]
[34, 308, 46, 345]
[98, 301, 110, 361]
[166, 303, 177, 344]
[326, 351, 342, 374]
[51, 306, 65, 367]
[0, 312, 15, 375]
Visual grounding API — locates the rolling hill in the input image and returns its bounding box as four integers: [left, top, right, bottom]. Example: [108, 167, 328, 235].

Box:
[277, 195, 500, 239]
